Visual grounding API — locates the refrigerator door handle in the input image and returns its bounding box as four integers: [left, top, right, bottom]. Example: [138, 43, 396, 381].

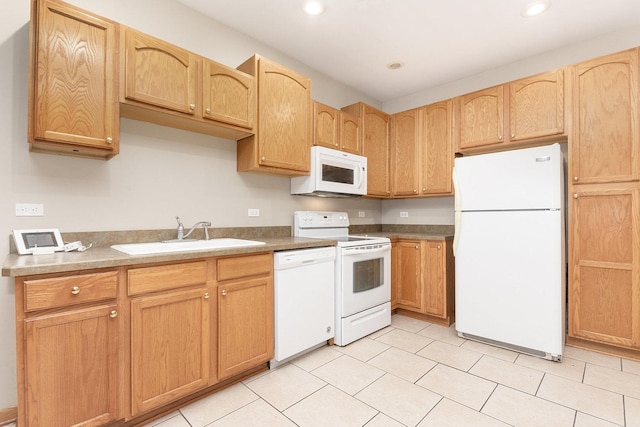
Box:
[452, 166, 461, 256]
[452, 166, 461, 213]
[453, 211, 461, 256]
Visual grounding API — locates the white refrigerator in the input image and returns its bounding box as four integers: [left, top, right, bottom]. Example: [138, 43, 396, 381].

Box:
[452, 143, 565, 361]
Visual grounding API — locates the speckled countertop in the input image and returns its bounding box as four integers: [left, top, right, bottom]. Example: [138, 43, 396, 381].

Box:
[350, 224, 454, 241]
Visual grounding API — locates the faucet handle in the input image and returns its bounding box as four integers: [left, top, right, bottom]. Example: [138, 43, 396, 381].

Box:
[175, 216, 184, 227]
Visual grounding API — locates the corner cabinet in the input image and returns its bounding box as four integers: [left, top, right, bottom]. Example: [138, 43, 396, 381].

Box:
[237, 55, 311, 176]
[391, 239, 455, 325]
[28, 0, 119, 159]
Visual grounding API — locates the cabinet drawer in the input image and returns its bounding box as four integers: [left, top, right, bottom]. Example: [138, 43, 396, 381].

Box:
[217, 253, 272, 281]
[128, 261, 208, 296]
[24, 271, 118, 312]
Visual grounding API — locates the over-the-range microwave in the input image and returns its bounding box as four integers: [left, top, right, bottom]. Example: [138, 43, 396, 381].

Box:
[291, 146, 367, 197]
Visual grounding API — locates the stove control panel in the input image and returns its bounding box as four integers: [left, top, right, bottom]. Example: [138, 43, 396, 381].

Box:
[294, 211, 349, 229]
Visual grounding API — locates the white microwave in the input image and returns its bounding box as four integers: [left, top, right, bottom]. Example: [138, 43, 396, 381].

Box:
[291, 146, 367, 197]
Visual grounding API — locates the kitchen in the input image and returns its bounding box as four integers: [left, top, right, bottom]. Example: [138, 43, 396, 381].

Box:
[2, 0, 640, 425]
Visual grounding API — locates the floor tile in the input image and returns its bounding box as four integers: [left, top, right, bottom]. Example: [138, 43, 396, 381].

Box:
[355, 373, 441, 427]
[469, 355, 543, 394]
[144, 412, 190, 427]
[417, 340, 482, 371]
[537, 374, 624, 425]
[416, 363, 496, 410]
[334, 337, 390, 362]
[418, 323, 466, 346]
[364, 413, 405, 427]
[482, 385, 575, 427]
[367, 347, 437, 383]
[283, 385, 377, 427]
[459, 339, 519, 362]
[515, 353, 585, 382]
[291, 345, 343, 372]
[622, 358, 640, 376]
[417, 398, 510, 427]
[625, 396, 640, 427]
[209, 399, 296, 427]
[179, 383, 258, 427]
[312, 354, 385, 395]
[367, 325, 394, 340]
[563, 346, 622, 370]
[391, 314, 432, 333]
[375, 328, 433, 353]
[584, 363, 640, 399]
[574, 412, 621, 427]
[244, 363, 326, 411]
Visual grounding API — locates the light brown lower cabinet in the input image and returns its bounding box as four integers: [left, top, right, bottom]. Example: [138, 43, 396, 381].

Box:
[14, 252, 274, 426]
[391, 239, 455, 325]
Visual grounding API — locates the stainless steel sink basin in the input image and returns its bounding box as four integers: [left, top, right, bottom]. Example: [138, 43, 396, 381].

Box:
[111, 238, 266, 255]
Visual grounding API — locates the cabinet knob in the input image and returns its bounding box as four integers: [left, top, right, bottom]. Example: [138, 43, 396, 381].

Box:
[222, 289, 227, 296]
[71, 286, 80, 295]
[415, 245, 419, 249]
[205, 107, 211, 114]
[498, 135, 503, 141]
[422, 188, 426, 192]
[342, 145, 346, 149]
[109, 310, 118, 319]
[573, 194, 579, 199]
[437, 245, 441, 250]
[189, 103, 196, 110]
[204, 292, 210, 299]
[261, 156, 266, 162]
[105, 137, 113, 144]
[573, 176, 578, 182]
[413, 189, 417, 193]
[511, 133, 515, 138]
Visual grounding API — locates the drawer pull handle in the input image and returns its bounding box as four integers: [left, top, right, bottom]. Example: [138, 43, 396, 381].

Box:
[205, 107, 211, 114]
[109, 310, 118, 319]
[204, 292, 210, 299]
[71, 286, 80, 295]
[221, 289, 227, 296]
[189, 103, 196, 110]
[437, 245, 441, 250]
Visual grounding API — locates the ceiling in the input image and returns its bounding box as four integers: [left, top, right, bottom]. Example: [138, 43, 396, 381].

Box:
[177, 0, 640, 103]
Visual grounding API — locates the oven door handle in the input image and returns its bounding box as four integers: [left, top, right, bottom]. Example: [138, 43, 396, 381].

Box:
[342, 245, 390, 255]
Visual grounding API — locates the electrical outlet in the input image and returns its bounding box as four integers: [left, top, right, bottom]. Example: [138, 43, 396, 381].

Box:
[400, 211, 409, 218]
[248, 208, 260, 217]
[16, 203, 44, 217]
[358, 211, 365, 218]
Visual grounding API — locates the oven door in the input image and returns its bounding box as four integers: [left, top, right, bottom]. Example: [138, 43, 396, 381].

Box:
[337, 243, 391, 317]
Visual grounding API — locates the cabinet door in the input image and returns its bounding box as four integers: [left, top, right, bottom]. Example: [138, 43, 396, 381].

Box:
[125, 29, 198, 115]
[314, 102, 340, 149]
[25, 304, 119, 426]
[569, 187, 640, 349]
[509, 69, 564, 141]
[362, 104, 392, 197]
[391, 108, 421, 197]
[571, 49, 639, 184]
[30, 0, 118, 155]
[458, 85, 504, 150]
[131, 288, 210, 414]
[257, 57, 311, 172]
[422, 101, 453, 195]
[422, 241, 446, 318]
[218, 276, 274, 379]
[395, 241, 422, 311]
[203, 61, 255, 129]
[340, 111, 362, 154]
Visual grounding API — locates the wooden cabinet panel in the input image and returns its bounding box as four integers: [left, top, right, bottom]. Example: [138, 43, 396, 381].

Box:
[127, 261, 208, 295]
[25, 303, 120, 426]
[509, 69, 564, 141]
[569, 187, 640, 349]
[314, 102, 340, 149]
[340, 110, 362, 154]
[571, 48, 639, 184]
[422, 241, 446, 318]
[124, 29, 198, 115]
[217, 253, 272, 281]
[203, 61, 255, 129]
[458, 86, 504, 149]
[391, 108, 421, 197]
[131, 287, 210, 414]
[395, 241, 422, 310]
[237, 55, 311, 175]
[29, 0, 119, 159]
[422, 101, 453, 195]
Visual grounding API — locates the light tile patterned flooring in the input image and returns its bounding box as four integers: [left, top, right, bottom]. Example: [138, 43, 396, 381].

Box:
[145, 315, 640, 427]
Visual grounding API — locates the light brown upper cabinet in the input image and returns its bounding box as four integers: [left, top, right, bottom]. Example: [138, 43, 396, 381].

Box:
[570, 48, 639, 185]
[455, 69, 566, 153]
[391, 108, 421, 197]
[121, 28, 254, 140]
[342, 102, 391, 197]
[422, 100, 454, 195]
[236, 55, 311, 176]
[313, 102, 362, 155]
[28, 0, 119, 159]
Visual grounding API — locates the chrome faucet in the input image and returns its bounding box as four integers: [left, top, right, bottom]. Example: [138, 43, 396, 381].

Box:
[175, 216, 211, 240]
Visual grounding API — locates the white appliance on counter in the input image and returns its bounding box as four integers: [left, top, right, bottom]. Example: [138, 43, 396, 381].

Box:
[291, 147, 367, 197]
[452, 143, 565, 361]
[294, 211, 391, 346]
[272, 246, 336, 367]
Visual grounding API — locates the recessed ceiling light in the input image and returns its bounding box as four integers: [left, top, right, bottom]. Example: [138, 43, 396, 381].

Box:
[303, 1, 325, 16]
[521, 0, 551, 17]
[387, 61, 404, 70]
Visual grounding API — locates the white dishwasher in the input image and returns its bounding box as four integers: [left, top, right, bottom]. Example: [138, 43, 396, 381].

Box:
[272, 246, 336, 367]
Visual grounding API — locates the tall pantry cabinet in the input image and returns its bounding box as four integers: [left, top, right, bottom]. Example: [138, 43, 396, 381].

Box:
[568, 48, 640, 355]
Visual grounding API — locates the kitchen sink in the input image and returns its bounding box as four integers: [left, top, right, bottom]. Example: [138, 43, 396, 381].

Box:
[111, 238, 266, 255]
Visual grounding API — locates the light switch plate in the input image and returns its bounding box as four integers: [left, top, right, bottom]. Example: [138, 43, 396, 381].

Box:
[248, 209, 260, 217]
[400, 211, 409, 218]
